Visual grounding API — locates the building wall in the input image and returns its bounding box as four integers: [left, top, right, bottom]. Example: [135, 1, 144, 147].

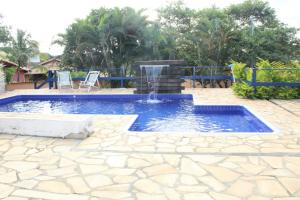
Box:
[6, 82, 48, 91]
[42, 60, 60, 69]
[11, 70, 26, 83]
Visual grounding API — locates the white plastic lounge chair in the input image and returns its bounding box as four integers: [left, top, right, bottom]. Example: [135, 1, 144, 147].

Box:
[57, 71, 73, 89]
[79, 71, 100, 92]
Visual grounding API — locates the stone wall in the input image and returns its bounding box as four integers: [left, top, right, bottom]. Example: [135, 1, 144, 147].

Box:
[182, 79, 232, 88]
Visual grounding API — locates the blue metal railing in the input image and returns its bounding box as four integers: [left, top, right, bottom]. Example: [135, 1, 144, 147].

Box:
[72, 77, 135, 88]
[34, 65, 300, 90]
[35, 66, 233, 89]
[71, 66, 133, 88]
[34, 71, 57, 89]
[242, 67, 300, 93]
[180, 66, 232, 88]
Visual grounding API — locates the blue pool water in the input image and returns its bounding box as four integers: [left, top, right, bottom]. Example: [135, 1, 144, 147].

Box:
[0, 94, 273, 132]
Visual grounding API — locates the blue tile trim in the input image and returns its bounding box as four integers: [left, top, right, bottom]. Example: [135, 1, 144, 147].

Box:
[0, 94, 193, 102]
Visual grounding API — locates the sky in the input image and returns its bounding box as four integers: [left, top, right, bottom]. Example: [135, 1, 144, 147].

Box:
[0, 0, 299, 56]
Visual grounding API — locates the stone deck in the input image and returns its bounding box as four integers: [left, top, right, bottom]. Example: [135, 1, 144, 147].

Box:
[0, 88, 300, 200]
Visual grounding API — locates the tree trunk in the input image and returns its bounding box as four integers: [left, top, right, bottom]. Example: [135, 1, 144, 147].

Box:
[17, 66, 20, 82]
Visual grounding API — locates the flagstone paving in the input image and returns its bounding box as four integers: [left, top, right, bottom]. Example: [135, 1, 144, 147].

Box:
[0, 88, 299, 199]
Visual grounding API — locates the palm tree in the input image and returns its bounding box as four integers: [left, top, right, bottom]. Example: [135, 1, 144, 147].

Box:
[10, 29, 38, 82]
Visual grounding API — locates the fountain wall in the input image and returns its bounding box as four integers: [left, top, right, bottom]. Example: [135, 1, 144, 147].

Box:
[134, 60, 186, 94]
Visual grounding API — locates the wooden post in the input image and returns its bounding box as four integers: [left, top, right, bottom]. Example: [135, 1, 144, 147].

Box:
[120, 66, 125, 88]
[48, 71, 53, 89]
[54, 70, 58, 89]
[192, 66, 196, 88]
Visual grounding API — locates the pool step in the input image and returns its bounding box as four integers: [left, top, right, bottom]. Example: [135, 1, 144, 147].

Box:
[0, 112, 94, 139]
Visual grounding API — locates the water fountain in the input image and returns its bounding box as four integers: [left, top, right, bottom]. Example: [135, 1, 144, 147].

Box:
[140, 65, 165, 103]
[134, 60, 186, 102]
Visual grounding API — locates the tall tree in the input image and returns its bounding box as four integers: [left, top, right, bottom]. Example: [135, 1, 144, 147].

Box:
[158, 0, 194, 61]
[227, 0, 278, 26]
[59, 1, 300, 70]
[226, 0, 300, 64]
[57, 7, 149, 75]
[10, 30, 38, 81]
[157, 0, 300, 65]
[191, 7, 237, 66]
[0, 15, 11, 46]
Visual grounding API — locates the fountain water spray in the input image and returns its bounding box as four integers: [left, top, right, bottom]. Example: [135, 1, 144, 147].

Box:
[139, 65, 168, 103]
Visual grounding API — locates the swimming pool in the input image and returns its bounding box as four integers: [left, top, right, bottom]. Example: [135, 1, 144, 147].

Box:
[0, 94, 273, 133]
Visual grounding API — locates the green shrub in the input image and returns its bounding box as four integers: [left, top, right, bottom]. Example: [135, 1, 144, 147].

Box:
[274, 87, 299, 99]
[4, 67, 16, 83]
[231, 61, 252, 81]
[232, 82, 254, 98]
[255, 86, 276, 99]
[71, 71, 87, 78]
[231, 59, 300, 99]
[231, 61, 247, 80]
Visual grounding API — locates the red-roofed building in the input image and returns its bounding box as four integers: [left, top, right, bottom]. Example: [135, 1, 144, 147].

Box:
[1, 55, 62, 84]
[0, 59, 30, 83]
[40, 57, 61, 70]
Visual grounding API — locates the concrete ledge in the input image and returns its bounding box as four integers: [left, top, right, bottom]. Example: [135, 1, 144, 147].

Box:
[0, 112, 94, 139]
